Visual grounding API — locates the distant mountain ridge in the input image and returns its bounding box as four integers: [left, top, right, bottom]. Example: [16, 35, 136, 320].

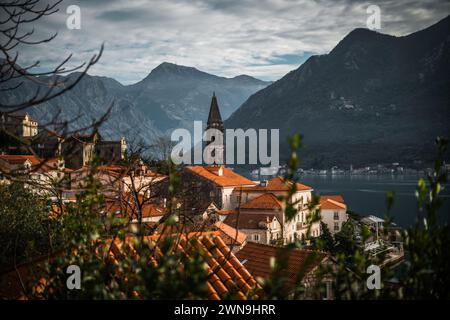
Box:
[0, 62, 270, 145]
[128, 62, 269, 132]
[226, 15, 450, 168]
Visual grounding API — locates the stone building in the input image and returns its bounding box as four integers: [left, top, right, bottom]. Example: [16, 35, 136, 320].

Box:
[223, 210, 282, 245]
[319, 195, 348, 235]
[94, 137, 127, 165]
[61, 133, 127, 169]
[180, 165, 256, 210]
[61, 134, 96, 169]
[0, 112, 38, 138]
[32, 129, 63, 158]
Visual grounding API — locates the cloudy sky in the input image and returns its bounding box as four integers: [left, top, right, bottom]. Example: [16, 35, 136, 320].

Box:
[11, 0, 450, 84]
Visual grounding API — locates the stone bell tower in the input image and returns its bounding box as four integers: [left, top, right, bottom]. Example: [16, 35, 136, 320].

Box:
[204, 92, 224, 165]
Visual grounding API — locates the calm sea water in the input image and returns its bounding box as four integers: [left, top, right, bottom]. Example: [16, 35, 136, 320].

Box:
[298, 174, 450, 227]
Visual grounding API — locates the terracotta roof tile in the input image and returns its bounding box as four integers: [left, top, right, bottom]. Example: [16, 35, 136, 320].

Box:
[0, 232, 261, 300]
[235, 242, 327, 292]
[97, 165, 128, 173]
[319, 195, 346, 210]
[0, 155, 63, 173]
[240, 193, 283, 210]
[105, 193, 167, 219]
[217, 209, 235, 215]
[113, 233, 261, 300]
[235, 176, 312, 192]
[0, 154, 40, 166]
[185, 166, 256, 187]
[212, 221, 247, 246]
[320, 195, 344, 203]
[224, 212, 278, 230]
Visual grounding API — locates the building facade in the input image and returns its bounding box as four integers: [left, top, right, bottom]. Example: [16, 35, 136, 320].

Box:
[1, 112, 38, 138]
[223, 211, 282, 245]
[319, 195, 348, 235]
[95, 137, 127, 164]
[180, 165, 256, 210]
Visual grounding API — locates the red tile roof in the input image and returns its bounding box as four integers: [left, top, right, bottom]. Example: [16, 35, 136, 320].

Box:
[0, 154, 40, 166]
[235, 242, 327, 291]
[110, 233, 261, 300]
[98, 165, 128, 173]
[224, 212, 278, 230]
[217, 209, 235, 215]
[0, 155, 63, 173]
[105, 193, 167, 219]
[212, 222, 247, 246]
[320, 195, 344, 203]
[185, 166, 256, 187]
[319, 195, 346, 210]
[0, 234, 261, 300]
[236, 176, 312, 192]
[240, 193, 283, 210]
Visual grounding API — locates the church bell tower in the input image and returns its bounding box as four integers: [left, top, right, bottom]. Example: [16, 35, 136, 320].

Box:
[205, 92, 224, 165]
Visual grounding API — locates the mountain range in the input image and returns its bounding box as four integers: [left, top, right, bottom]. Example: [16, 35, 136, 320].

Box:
[0, 62, 269, 145]
[226, 15, 450, 168]
[1, 16, 449, 167]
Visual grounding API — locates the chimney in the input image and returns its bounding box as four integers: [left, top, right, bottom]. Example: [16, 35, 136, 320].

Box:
[217, 166, 223, 176]
[162, 198, 167, 208]
[260, 180, 268, 187]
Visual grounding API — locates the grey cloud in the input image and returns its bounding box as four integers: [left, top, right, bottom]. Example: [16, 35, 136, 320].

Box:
[96, 9, 144, 22]
[10, 0, 450, 84]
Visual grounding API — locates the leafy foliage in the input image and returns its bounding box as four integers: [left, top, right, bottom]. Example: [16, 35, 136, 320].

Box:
[399, 137, 450, 299]
[0, 183, 59, 270]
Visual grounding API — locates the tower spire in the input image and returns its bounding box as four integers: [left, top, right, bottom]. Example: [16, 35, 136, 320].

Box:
[205, 93, 225, 166]
[207, 93, 224, 132]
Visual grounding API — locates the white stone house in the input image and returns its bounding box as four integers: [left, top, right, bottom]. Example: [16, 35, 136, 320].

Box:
[181, 165, 256, 210]
[223, 210, 282, 245]
[319, 195, 348, 235]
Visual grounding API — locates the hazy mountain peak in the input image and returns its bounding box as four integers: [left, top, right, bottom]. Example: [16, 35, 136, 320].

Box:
[143, 62, 207, 80]
[155, 61, 197, 72]
[330, 27, 394, 57]
[231, 74, 270, 85]
[136, 62, 270, 92]
[233, 74, 257, 80]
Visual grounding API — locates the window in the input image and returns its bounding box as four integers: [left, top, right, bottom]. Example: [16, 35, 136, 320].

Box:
[334, 222, 340, 231]
[334, 211, 339, 220]
[252, 234, 260, 241]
